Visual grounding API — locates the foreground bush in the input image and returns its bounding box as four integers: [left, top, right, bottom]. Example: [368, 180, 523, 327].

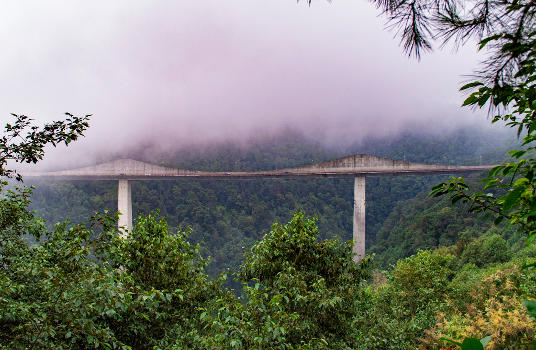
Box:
[421, 265, 536, 349]
[353, 250, 455, 350]
[0, 183, 222, 350]
[195, 212, 372, 350]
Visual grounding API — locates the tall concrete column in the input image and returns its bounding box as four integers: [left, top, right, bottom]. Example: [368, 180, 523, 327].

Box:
[117, 179, 132, 235]
[353, 176, 366, 262]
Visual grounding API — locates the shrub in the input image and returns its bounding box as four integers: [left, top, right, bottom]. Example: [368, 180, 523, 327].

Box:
[459, 234, 511, 268]
[353, 249, 455, 350]
[389, 250, 455, 314]
[0, 199, 222, 350]
[199, 212, 372, 350]
[421, 266, 536, 350]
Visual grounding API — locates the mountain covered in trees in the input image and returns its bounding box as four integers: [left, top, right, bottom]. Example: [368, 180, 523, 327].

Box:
[5, 118, 536, 349]
[26, 125, 515, 279]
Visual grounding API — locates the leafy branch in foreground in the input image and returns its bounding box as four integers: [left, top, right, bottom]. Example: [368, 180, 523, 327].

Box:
[369, 0, 536, 85]
[430, 40, 536, 243]
[0, 113, 90, 181]
[430, 153, 536, 235]
[441, 335, 492, 350]
[363, 0, 536, 230]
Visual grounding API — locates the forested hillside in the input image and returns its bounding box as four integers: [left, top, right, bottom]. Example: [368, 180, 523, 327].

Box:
[371, 175, 501, 268]
[27, 126, 514, 279]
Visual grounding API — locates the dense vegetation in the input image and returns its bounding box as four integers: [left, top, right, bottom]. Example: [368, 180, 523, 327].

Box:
[2, 119, 534, 349]
[3, 179, 536, 349]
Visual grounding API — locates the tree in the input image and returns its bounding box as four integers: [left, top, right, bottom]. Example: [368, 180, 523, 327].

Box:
[370, 0, 535, 80]
[353, 249, 456, 350]
[106, 213, 224, 350]
[192, 213, 372, 350]
[237, 212, 371, 349]
[0, 206, 226, 349]
[0, 113, 90, 181]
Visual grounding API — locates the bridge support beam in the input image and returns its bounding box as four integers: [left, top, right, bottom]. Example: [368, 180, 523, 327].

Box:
[353, 176, 366, 262]
[118, 179, 132, 235]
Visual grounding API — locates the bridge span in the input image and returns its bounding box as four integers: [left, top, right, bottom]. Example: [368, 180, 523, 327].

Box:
[24, 154, 494, 261]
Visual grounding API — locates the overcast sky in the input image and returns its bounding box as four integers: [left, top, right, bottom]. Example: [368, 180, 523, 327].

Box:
[0, 0, 491, 168]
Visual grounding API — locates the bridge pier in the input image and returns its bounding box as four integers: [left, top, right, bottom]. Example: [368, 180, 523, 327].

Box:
[118, 179, 132, 235]
[353, 176, 366, 262]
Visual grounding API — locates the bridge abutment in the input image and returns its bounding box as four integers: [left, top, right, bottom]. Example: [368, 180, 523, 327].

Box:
[118, 179, 132, 235]
[353, 176, 366, 262]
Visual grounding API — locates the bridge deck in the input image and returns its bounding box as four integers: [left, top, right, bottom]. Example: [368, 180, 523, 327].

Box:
[23, 155, 494, 180]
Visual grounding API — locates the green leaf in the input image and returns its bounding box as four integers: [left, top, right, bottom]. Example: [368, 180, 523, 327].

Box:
[478, 34, 502, 50]
[461, 338, 484, 350]
[462, 93, 480, 106]
[480, 335, 492, 347]
[478, 94, 491, 107]
[502, 186, 525, 212]
[460, 81, 484, 90]
[523, 299, 536, 319]
[508, 149, 527, 159]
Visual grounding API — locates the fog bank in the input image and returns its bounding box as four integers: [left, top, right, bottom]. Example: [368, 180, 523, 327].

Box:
[0, 0, 489, 170]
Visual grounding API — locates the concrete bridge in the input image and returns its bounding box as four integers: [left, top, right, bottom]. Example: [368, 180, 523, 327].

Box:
[24, 154, 493, 261]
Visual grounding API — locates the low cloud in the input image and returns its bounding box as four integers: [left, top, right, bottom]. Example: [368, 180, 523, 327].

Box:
[0, 0, 489, 170]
